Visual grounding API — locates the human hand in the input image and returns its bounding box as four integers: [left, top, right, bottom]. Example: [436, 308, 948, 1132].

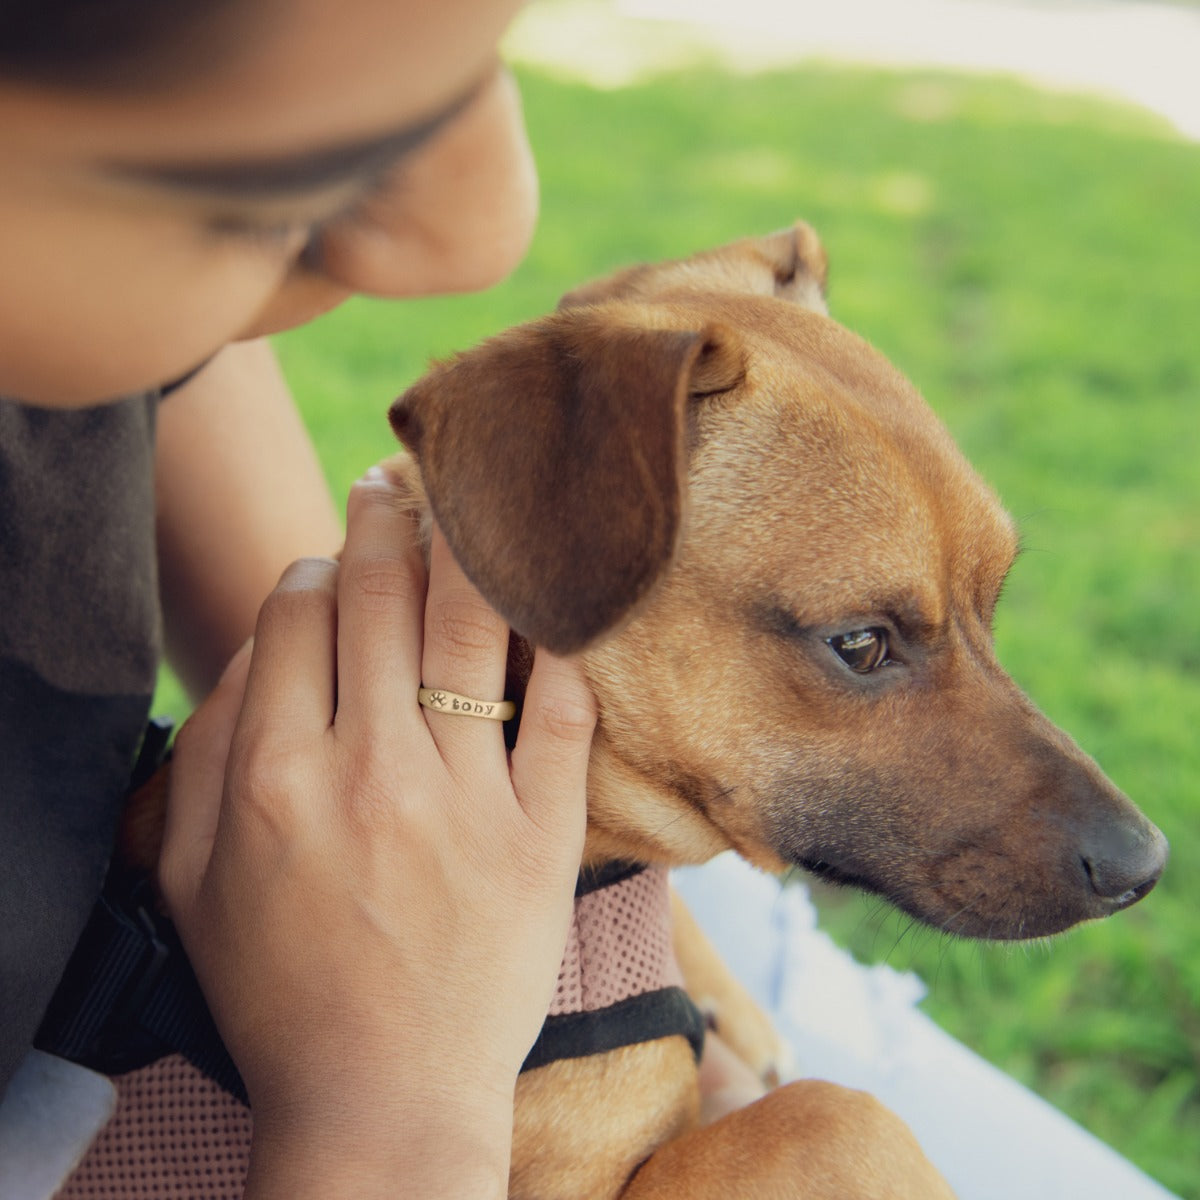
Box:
[159, 469, 596, 1198]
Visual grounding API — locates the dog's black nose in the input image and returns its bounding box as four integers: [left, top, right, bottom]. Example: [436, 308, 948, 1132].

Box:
[1080, 818, 1169, 910]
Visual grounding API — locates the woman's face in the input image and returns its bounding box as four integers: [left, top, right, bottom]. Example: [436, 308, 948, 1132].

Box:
[0, 0, 537, 406]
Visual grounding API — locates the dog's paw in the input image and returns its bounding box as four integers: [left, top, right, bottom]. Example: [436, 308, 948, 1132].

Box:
[671, 890, 792, 1086]
[696, 993, 793, 1088]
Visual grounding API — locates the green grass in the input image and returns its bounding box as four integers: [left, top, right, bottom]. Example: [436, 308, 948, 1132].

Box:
[160, 62, 1199, 1196]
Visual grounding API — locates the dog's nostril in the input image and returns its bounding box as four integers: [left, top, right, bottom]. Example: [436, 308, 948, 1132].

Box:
[1079, 821, 1168, 910]
[1081, 855, 1156, 907]
[1080, 856, 1095, 888]
[1114, 876, 1159, 908]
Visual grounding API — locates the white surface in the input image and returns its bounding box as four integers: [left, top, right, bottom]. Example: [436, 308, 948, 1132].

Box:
[673, 852, 1180, 1200]
[0, 1050, 117, 1200]
[510, 0, 1200, 141]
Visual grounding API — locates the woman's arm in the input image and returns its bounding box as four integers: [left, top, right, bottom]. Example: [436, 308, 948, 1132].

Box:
[155, 338, 343, 700]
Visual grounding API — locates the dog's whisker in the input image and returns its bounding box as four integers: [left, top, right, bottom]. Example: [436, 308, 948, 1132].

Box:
[882, 912, 927, 968]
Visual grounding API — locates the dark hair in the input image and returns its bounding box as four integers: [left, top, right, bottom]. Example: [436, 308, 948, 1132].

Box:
[0, 0, 244, 92]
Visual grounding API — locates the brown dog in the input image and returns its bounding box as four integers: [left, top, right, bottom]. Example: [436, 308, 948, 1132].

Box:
[387, 220, 1167, 1197]
[102, 221, 1166, 1199]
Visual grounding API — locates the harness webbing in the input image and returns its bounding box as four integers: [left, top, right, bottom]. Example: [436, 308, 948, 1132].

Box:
[36, 867, 248, 1104]
[37, 733, 703, 1100]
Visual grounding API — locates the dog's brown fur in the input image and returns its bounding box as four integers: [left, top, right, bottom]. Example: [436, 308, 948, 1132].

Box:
[122, 222, 1166, 1198]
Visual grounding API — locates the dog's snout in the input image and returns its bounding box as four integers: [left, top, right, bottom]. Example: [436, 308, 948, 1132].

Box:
[1079, 818, 1169, 910]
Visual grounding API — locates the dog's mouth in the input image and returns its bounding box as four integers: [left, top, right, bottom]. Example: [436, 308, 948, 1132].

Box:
[792, 852, 1001, 938]
[763, 767, 1167, 942]
[795, 856, 878, 895]
[791, 846, 1022, 939]
[791, 843, 1166, 943]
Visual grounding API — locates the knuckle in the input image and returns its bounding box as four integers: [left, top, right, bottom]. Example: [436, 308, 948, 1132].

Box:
[340, 551, 422, 614]
[259, 564, 336, 629]
[526, 689, 597, 746]
[238, 739, 299, 798]
[228, 741, 306, 836]
[428, 592, 506, 662]
[276, 556, 338, 594]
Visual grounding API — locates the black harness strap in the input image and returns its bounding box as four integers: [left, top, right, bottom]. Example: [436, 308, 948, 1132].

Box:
[38, 728, 701, 1099]
[35, 716, 249, 1104]
[525, 861, 706, 1073]
[575, 858, 645, 896]
[522, 987, 705, 1074]
[35, 866, 247, 1105]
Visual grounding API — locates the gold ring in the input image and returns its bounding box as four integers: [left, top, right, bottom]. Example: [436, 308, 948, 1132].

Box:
[418, 687, 516, 722]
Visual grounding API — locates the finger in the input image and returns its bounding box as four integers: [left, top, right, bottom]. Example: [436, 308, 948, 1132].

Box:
[159, 639, 253, 908]
[335, 470, 427, 731]
[419, 524, 511, 757]
[236, 557, 339, 743]
[509, 650, 596, 845]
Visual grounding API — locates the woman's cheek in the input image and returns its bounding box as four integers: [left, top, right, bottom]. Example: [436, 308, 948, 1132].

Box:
[0, 209, 295, 405]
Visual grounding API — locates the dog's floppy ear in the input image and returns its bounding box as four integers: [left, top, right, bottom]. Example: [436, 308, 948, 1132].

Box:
[559, 219, 828, 314]
[390, 308, 742, 654]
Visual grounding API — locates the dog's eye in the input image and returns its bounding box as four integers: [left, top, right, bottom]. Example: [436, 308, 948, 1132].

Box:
[827, 628, 890, 673]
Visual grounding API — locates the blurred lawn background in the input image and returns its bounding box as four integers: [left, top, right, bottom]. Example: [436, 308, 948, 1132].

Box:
[155, 19, 1199, 1200]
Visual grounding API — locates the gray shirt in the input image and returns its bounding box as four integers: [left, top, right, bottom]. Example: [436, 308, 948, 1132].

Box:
[0, 394, 160, 1097]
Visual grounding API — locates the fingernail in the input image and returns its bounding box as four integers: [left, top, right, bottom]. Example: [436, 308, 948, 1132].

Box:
[362, 464, 387, 482]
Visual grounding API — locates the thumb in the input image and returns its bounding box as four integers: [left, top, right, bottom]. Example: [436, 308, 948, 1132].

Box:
[158, 639, 253, 912]
[509, 650, 596, 846]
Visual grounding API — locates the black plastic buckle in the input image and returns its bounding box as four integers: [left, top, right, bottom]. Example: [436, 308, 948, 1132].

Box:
[99, 880, 169, 1042]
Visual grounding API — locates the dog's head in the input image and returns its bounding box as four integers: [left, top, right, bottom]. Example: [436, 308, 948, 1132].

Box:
[389, 221, 1167, 941]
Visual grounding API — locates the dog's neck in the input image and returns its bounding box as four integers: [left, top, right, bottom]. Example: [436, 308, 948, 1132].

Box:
[582, 731, 734, 869]
[505, 633, 732, 871]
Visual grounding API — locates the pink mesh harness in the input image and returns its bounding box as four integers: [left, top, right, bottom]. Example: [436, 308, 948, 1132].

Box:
[57, 1056, 251, 1200]
[59, 864, 702, 1195]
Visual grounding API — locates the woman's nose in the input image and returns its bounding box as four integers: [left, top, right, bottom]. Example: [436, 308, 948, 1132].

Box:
[315, 67, 539, 298]
[245, 64, 538, 345]
[242, 68, 536, 340]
